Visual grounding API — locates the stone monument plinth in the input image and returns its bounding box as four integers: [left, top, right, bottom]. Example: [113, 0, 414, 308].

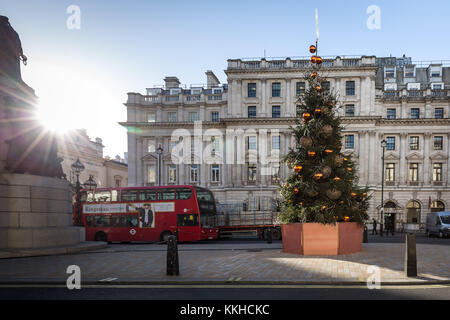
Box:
[0, 16, 106, 257]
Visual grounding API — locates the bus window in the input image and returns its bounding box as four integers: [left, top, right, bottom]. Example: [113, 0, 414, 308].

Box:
[176, 188, 192, 200]
[121, 190, 139, 201]
[139, 190, 157, 201]
[177, 214, 199, 227]
[94, 216, 110, 227]
[195, 188, 214, 202]
[111, 215, 121, 227]
[158, 189, 175, 200]
[121, 215, 138, 227]
[94, 191, 111, 202]
[111, 190, 118, 202]
[85, 216, 94, 227]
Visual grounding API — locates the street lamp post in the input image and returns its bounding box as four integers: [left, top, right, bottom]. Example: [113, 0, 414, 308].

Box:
[380, 139, 387, 237]
[71, 158, 85, 226]
[156, 144, 163, 186]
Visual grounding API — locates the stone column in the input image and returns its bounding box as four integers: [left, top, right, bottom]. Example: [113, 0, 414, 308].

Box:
[179, 163, 185, 185]
[127, 133, 137, 186]
[136, 137, 143, 186]
[368, 131, 377, 186]
[199, 105, 205, 121]
[447, 133, 450, 185]
[423, 132, 431, 185]
[285, 79, 291, 117]
[261, 79, 267, 117]
[399, 133, 408, 185]
[156, 106, 162, 122]
[358, 131, 367, 185]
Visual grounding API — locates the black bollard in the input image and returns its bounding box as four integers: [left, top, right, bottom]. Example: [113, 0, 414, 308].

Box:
[166, 235, 179, 276]
[266, 228, 272, 244]
[405, 233, 417, 277]
[363, 226, 369, 243]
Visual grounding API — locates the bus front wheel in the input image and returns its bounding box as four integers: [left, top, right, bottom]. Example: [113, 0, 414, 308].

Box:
[94, 231, 108, 242]
[160, 231, 172, 243]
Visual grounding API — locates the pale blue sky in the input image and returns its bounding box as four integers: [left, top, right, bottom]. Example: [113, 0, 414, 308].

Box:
[1, 0, 449, 157]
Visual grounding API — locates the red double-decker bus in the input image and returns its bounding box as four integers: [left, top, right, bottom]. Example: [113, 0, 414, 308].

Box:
[77, 185, 219, 243]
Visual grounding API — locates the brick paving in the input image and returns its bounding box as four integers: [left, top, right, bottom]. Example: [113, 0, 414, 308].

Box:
[0, 243, 449, 284]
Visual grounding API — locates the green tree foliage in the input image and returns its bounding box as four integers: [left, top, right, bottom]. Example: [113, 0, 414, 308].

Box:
[279, 71, 370, 225]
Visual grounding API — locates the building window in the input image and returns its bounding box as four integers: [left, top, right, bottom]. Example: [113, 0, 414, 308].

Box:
[296, 82, 305, 95]
[190, 165, 199, 183]
[168, 112, 177, 122]
[296, 105, 302, 118]
[168, 165, 177, 183]
[404, 66, 415, 78]
[434, 136, 443, 150]
[211, 165, 220, 183]
[433, 163, 443, 182]
[432, 83, 443, 90]
[211, 111, 220, 122]
[211, 136, 220, 153]
[345, 135, 355, 149]
[409, 163, 419, 182]
[147, 112, 156, 123]
[386, 108, 396, 120]
[409, 136, 419, 150]
[385, 67, 395, 79]
[410, 108, 420, 119]
[272, 135, 280, 150]
[169, 140, 177, 154]
[248, 106, 257, 118]
[272, 106, 281, 118]
[385, 163, 395, 182]
[272, 82, 281, 97]
[147, 165, 156, 183]
[248, 83, 257, 98]
[247, 164, 257, 182]
[115, 179, 121, 188]
[434, 108, 444, 119]
[386, 137, 396, 151]
[345, 105, 355, 117]
[148, 139, 156, 153]
[346, 81, 355, 96]
[248, 136, 257, 150]
[189, 112, 199, 122]
[271, 164, 280, 184]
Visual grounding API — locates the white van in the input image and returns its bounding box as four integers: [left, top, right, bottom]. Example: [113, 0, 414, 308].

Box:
[426, 211, 450, 238]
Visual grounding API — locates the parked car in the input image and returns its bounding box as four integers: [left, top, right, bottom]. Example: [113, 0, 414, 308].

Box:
[426, 211, 450, 238]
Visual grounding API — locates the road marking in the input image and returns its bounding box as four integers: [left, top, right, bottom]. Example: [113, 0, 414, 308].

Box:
[98, 278, 118, 282]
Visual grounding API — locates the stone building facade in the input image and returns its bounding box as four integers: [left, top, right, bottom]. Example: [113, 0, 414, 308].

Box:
[57, 129, 128, 190]
[122, 57, 450, 231]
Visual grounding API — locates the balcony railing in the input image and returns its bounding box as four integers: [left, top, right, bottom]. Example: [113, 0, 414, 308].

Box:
[165, 96, 179, 102]
[407, 90, 423, 97]
[431, 90, 447, 98]
[207, 94, 222, 101]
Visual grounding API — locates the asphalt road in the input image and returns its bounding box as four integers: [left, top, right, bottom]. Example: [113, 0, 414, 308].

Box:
[0, 285, 449, 300]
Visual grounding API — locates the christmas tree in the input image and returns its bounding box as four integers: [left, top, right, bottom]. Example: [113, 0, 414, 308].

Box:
[280, 44, 370, 225]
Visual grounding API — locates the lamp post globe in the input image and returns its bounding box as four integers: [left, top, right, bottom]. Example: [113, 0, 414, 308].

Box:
[84, 175, 97, 191]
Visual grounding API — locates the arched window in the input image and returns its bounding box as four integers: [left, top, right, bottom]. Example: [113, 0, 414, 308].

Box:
[385, 201, 397, 209]
[431, 201, 445, 213]
[406, 200, 421, 224]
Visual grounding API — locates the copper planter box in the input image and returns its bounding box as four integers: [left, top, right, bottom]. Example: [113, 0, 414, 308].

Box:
[282, 222, 363, 256]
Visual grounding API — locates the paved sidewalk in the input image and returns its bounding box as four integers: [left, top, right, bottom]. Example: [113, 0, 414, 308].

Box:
[0, 242, 449, 285]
